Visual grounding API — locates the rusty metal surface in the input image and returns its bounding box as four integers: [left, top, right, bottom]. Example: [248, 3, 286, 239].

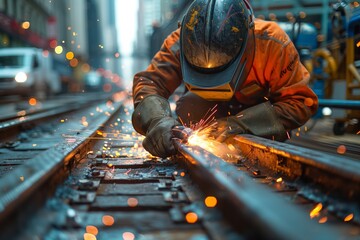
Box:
[234, 134, 360, 181]
[232, 134, 360, 200]
[174, 139, 345, 240]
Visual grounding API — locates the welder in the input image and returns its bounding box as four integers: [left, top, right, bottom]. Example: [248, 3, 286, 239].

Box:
[132, 0, 318, 158]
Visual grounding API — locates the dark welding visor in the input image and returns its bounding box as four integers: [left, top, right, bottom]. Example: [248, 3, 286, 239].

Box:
[180, 0, 255, 100]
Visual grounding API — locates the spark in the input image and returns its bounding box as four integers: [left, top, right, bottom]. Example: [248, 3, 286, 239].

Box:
[102, 215, 115, 226]
[84, 233, 97, 240]
[310, 203, 323, 219]
[17, 110, 26, 116]
[337, 145, 347, 154]
[286, 131, 291, 139]
[127, 197, 138, 207]
[185, 212, 198, 224]
[86, 225, 98, 236]
[318, 216, 327, 224]
[179, 105, 218, 131]
[28, 98, 37, 106]
[123, 232, 135, 240]
[205, 196, 217, 208]
[187, 128, 241, 163]
[181, 104, 243, 162]
[344, 213, 354, 222]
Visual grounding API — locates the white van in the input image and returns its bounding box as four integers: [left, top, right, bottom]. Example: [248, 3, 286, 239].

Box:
[0, 47, 61, 98]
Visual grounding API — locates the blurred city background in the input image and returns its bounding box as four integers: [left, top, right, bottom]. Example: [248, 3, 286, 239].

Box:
[0, 0, 359, 128]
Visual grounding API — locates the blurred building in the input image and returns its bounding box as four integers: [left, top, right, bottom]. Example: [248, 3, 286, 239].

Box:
[0, 0, 119, 92]
[0, 0, 64, 49]
[65, 0, 88, 60]
[94, 0, 119, 73]
[135, 0, 187, 58]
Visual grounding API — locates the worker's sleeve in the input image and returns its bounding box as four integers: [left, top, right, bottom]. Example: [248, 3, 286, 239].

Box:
[133, 30, 183, 107]
[266, 39, 318, 131]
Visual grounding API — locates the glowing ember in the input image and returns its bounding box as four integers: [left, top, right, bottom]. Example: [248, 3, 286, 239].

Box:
[127, 197, 138, 207]
[86, 225, 98, 235]
[28, 98, 37, 106]
[204, 196, 217, 208]
[344, 213, 354, 222]
[310, 203, 323, 219]
[185, 212, 198, 224]
[17, 110, 26, 116]
[187, 128, 241, 163]
[102, 215, 115, 226]
[122, 232, 135, 240]
[318, 216, 327, 224]
[84, 233, 97, 240]
[337, 145, 347, 154]
[276, 177, 283, 183]
[22, 21, 30, 29]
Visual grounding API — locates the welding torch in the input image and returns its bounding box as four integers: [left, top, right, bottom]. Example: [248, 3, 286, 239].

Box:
[171, 125, 193, 143]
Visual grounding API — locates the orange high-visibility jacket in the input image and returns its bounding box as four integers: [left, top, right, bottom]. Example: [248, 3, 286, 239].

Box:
[133, 19, 318, 131]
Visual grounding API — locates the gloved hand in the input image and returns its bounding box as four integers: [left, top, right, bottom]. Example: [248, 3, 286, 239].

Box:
[211, 116, 247, 142]
[142, 116, 181, 158]
[210, 102, 287, 142]
[132, 95, 181, 158]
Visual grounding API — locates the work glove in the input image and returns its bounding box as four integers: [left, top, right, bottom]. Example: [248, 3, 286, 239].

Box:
[211, 102, 287, 142]
[132, 95, 181, 158]
[142, 116, 180, 158]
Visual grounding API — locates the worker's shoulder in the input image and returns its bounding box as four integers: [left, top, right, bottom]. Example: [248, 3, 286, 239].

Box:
[169, 28, 181, 40]
[254, 19, 290, 45]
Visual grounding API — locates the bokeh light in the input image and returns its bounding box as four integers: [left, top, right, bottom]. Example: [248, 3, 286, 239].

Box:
[185, 212, 198, 224]
[122, 232, 135, 240]
[204, 196, 217, 208]
[84, 233, 97, 240]
[54, 45, 63, 54]
[28, 98, 37, 106]
[86, 225, 98, 236]
[66, 51, 74, 60]
[22, 21, 30, 29]
[102, 215, 115, 226]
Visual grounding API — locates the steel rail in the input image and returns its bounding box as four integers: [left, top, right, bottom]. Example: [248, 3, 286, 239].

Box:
[174, 139, 344, 240]
[0, 100, 124, 238]
[232, 134, 360, 199]
[0, 95, 114, 132]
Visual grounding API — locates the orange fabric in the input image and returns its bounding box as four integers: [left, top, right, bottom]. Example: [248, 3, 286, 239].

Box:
[133, 19, 318, 131]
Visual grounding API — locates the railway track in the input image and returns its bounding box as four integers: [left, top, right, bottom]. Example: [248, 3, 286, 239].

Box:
[0, 92, 359, 239]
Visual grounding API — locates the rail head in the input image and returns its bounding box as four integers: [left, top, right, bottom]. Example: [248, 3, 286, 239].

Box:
[174, 139, 344, 240]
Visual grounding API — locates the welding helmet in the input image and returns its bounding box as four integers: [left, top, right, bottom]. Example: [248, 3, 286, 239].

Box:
[180, 0, 255, 101]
